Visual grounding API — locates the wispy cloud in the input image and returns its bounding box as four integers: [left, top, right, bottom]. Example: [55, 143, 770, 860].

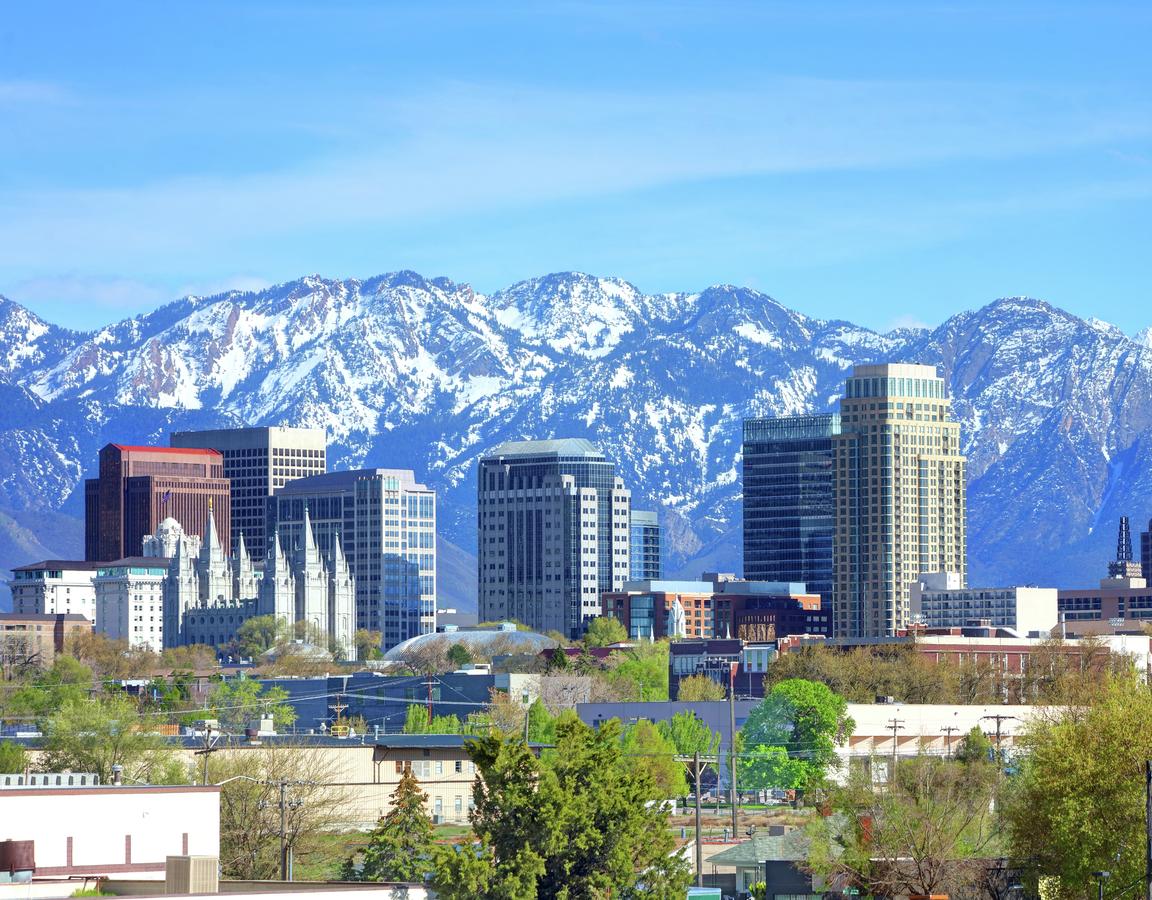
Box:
[0, 80, 69, 104]
[0, 77, 1147, 273]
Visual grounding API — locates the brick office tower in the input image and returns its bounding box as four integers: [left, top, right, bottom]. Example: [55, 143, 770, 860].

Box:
[84, 444, 231, 562]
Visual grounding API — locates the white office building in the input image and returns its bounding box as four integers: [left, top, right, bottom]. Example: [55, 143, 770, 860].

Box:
[8, 561, 101, 625]
[94, 558, 170, 652]
[910, 572, 1059, 636]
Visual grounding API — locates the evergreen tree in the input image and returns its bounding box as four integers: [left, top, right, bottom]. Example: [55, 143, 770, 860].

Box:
[432, 716, 691, 899]
[360, 767, 435, 883]
[447, 643, 473, 668]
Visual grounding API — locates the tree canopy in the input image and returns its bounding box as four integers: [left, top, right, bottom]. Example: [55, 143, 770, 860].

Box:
[1004, 674, 1152, 897]
[739, 678, 853, 791]
[357, 767, 435, 883]
[583, 616, 628, 648]
[676, 673, 726, 701]
[41, 694, 186, 784]
[433, 716, 691, 899]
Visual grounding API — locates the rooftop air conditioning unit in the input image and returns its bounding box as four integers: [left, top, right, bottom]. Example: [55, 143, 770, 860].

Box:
[166, 855, 219, 895]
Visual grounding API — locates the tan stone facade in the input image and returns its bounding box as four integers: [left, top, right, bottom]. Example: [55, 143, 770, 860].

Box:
[833, 364, 967, 638]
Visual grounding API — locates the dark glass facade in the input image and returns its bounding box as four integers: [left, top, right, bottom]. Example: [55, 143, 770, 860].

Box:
[742, 415, 839, 599]
[629, 512, 661, 581]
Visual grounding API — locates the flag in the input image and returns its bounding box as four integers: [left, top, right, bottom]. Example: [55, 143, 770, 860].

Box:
[161, 489, 172, 505]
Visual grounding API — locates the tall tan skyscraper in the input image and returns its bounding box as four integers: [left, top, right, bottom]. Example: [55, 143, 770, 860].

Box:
[833, 363, 966, 638]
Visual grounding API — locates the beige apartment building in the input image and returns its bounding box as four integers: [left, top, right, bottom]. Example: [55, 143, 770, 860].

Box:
[833, 363, 967, 638]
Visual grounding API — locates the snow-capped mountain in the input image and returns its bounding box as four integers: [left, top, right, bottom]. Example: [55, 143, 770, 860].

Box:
[1, 273, 1148, 610]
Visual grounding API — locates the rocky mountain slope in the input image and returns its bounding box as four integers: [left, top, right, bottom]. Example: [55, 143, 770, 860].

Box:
[1, 273, 1148, 610]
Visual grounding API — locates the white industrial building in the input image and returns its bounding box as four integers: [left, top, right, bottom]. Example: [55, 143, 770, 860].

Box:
[0, 783, 219, 880]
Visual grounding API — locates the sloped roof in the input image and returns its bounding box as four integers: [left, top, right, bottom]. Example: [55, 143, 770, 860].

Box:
[707, 829, 810, 865]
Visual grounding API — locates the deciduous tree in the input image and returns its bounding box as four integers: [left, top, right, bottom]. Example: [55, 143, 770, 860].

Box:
[41, 694, 186, 784]
[1003, 673, 1152, 897]
[212, 745, 349, 879]
[584, 615, 628, 648]
[808, 755, 1000, 898]
[676, 673, 726, 701]
[739, 678, 852, 791]
[622, 718, 688, 799]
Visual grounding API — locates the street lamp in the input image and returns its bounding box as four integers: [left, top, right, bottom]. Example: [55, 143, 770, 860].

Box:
[1091, 870, 1110, 900]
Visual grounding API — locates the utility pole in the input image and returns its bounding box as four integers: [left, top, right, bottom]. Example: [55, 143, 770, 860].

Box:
[694, 750, 703, 887]
[981, 714, 1017, 772]
[279, 780, 288, 881]
[729, 662, 738, 839]
[941, 725, 960, 758]
[887, 718, 905, 783]
[193, 723, 219, 785]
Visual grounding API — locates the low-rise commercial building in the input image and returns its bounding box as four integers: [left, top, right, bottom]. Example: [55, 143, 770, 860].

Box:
[0, 613, 92, 668]
[669, 638, 777, 699]
[0, 783, 219, 880]
[602, 574, 827, 642]
[910, 572, 1058, 635]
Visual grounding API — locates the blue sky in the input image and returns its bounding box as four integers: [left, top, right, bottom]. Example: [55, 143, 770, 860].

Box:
[1, 1, 1149, 333]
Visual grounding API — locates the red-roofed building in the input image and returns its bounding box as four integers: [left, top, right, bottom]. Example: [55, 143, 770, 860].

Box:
[84, 443, 230, 561]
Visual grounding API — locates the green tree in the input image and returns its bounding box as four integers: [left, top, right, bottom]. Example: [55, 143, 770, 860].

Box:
[360, 767, 435, 882]
[447, 642, 473, 668]
[954, 725, 994, 764]
[354, 629, 384, 661]
[658, 711, 721, 793]
[808, 756, 1000, 898]
[6, 655, 93, 722]
[525, 699, 556, 744]
[676, 673, 726, 701]
[622, 718, 689, 799]
[433, 717, 692, 899]
[232, 615, 289, 659]
[41, 694, 186, 784]
[0, 740, 27, 772]
[605, 641, 670, 700]
[205, 677, 297, 733]
[404, 704, 431, 734]
[1003, 674, 1152, 898]
[739, 678, 853, 791]
[583, 616, 628, 648]
[545, 647, 570, 672]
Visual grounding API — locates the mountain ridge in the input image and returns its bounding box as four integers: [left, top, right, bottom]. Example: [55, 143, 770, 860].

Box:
[1, 272, 1149, 612]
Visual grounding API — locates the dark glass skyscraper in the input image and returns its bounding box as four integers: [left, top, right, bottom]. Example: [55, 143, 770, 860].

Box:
[742, 415, 839, 599]
[629, 510, 662, 581]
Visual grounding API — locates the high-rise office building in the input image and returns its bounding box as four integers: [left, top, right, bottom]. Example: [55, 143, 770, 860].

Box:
[477, 439, 632, 638]
[1142, 519, 1152, 583]
[629, 510, 662, 581]
[742, 415, 839, 599]
[270, 469, 435, 651]
[833, 363, 967, 638]
[169, 426, 327, 560]
[84, 444, 230, 562]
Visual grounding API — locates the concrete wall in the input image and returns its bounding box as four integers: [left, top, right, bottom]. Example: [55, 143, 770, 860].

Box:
[0, 786, 219, 879]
